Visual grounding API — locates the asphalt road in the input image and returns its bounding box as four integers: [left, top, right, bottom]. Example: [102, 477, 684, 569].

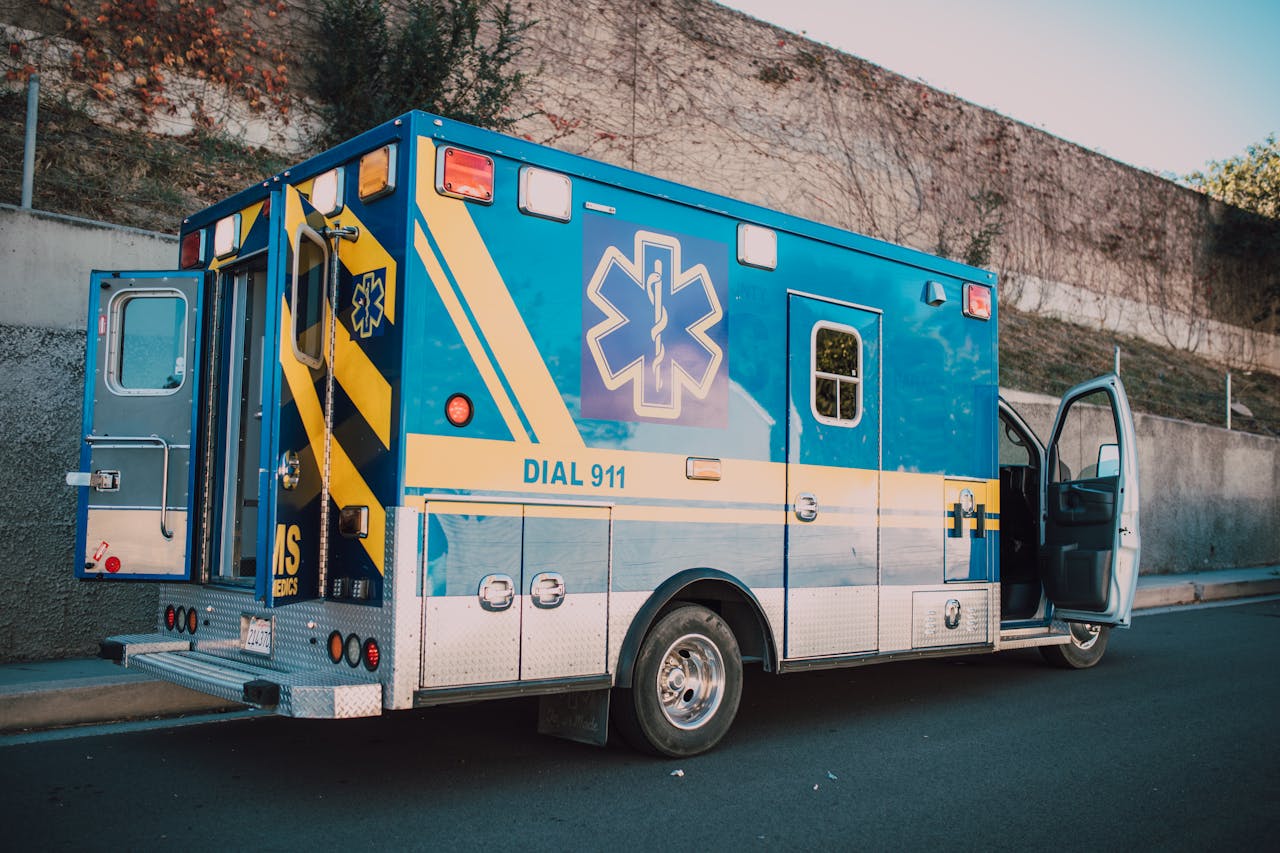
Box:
[3, 600, 1278, 851]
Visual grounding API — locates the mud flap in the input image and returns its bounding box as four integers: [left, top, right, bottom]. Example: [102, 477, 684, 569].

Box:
[537, 688, 611, 747]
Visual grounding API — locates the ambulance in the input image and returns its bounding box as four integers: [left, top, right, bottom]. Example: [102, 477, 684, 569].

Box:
[67, 111, 1140, 756]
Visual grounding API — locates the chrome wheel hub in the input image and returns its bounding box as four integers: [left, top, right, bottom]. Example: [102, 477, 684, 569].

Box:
[656, 633, 724, 730]
[1069, 622, 1102, 650]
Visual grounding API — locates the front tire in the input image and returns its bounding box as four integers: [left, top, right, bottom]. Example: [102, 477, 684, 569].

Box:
[1040, 622, 1110, 669]
[614, 604, 743, 757]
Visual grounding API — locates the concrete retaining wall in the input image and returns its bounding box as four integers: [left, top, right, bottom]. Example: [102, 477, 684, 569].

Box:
[0, 204, 178, 330]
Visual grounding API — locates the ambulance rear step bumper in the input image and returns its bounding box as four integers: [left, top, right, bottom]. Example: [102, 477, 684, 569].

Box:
[103, 634, 383, 719]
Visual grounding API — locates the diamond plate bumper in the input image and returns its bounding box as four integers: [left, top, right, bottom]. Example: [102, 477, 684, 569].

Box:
[109, 634, 383, 719]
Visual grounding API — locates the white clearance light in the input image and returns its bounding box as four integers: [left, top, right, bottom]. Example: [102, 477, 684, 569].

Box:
[518, 166, 572, 222]
[213, 213, 241, 259]
[737, 223, 777, 270]
[311, 168, 343, 215]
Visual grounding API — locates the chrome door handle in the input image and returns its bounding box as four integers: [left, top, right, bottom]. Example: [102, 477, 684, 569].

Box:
[795, 493, 818, 522]
[478, 574, 515, 612]
[530, 572, 566, 609]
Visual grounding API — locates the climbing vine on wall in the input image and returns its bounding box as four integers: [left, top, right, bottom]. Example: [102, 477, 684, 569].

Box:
[18, 0, 295, 121]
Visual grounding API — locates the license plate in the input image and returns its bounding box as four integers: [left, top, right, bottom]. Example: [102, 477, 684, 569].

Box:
[242, 615, 273, 656]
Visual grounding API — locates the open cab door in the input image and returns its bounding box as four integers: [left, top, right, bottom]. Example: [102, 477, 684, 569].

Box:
[1041, 375, 1141, 627]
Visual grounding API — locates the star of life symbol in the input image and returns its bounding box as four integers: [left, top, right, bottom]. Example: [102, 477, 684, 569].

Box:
[586, 231, 724, 419]
[352, 269, 385, 339]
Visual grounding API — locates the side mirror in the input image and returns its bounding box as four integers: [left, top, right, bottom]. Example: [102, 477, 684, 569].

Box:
[1096, 443, 1120, 478]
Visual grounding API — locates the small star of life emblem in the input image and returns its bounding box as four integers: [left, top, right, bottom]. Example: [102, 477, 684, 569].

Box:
[352, 269, 386, 338]
[585, 230, 724, 420]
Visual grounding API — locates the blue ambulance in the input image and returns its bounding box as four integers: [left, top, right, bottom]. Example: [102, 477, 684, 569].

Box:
[67, 111, 1140, 756]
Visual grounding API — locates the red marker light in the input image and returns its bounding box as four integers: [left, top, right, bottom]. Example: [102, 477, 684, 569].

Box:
[445, 394, 474, 427]
[963, 284, 992, 321]
[363, 637, 380, 672]
[165, 605, 177, 631]
[441, 147, 494, 203]
[179, 230, 203, 269]
[105, 556, 122, 573]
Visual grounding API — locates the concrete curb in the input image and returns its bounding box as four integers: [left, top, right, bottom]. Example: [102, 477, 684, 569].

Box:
[1133, 566, 1280, 611]
[0, 661, 241, 734]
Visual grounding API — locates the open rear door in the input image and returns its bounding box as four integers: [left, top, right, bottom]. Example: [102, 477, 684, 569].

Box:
[73, 270, 203, 580]
[259, 185, 331, 605]
[1040, 375, 1141, 627]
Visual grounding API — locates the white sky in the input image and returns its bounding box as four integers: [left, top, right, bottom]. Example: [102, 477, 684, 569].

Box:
[717, 0, 1280, 176]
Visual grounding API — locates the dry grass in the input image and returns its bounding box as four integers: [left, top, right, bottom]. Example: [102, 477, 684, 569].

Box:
[1001, 306, 1280, 437]
[0, 90, 290, 233]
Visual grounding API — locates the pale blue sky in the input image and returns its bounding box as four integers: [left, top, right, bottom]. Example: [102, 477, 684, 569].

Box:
[718, 0, 1279, 177]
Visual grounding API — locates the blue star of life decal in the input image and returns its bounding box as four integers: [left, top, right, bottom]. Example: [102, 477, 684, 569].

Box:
[351, 268, 386, 339]
[582, 221, 728, 425]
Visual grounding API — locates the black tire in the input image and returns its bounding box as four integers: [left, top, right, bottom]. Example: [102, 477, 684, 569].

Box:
[1040, 622, 1110, 669]
[613, 604, 743, 757]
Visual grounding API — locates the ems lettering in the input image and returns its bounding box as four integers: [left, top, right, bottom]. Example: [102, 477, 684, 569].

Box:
[523, 458, 625, 489]
[272, 523, 301, 596]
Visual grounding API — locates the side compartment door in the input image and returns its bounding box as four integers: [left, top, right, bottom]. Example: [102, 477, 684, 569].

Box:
[1041, 375, 1141, 626]
[784, 294, 881, 658]
[74, 271, 203, 580]
[421, 501, 611, 688]
[261, 186, 331, 604]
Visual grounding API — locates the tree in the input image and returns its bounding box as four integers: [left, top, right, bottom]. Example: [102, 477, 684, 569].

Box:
[1184, 135, 1280, 220]
[312, 0, 534, 147]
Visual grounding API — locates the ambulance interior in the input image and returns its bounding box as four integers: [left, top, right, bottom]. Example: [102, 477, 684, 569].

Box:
[997, 406, 1046, 621]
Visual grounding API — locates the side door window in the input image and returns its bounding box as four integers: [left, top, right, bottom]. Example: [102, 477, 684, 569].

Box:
[1050, 389, 1119, 484]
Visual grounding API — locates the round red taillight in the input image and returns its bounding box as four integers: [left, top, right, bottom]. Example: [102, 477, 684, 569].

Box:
[445, 393, 473, 427]
[175, 606, 187, 633]
[165, 605, 176, 631]
[362, 638, 380, 671]
[105, 556, 121, 573]
[327, 630, 344, 664]
[186, 607, 199, 635]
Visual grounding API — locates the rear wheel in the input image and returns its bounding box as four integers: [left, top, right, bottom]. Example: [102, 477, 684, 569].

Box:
[614, 604, 743, 757]
[1040, 622, 1110, 669]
